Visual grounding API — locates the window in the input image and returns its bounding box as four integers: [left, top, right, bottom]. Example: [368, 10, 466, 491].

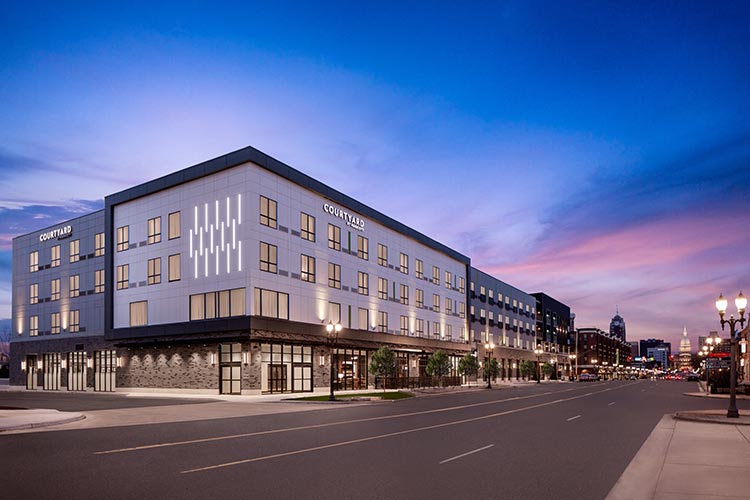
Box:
[116, 264, 129, 290]
[378, 278, 388, 300]
[116, 226, 129, 252]
[147, 257, 161, 285]
[433, 293, 440, 312]
[95, 269, 104, 293]
[69, 239, 80, 263]
[29, 284, 38, 305]
[65, 310, 79, 333]
[191, 288, 246, 320]
[259, 195, 277, 228]
[51, 312, 60, 334]
[416, 259, 424, 279]
[459, 277, 465, 294]
[357, 272, 369, 295]
[445, 297, 452, 315]
[400, 315, 409, 335]
[400, 284, 409, 305]
[377, 243, 387, 267]
[148, 216, 161, 244]
[416, 319, 424, 336]
[327, 224, 341, 251]
[416, 289, 424, 308]
[445, 271, 452, 288]
[480, 286, 486, 297]
[328, 263, 341, 289]
[168, 211, 181, 239]
[459, 302, 466, 319]
[259, 242, 278, 273]
[300, 254, 316, 283]
[30, 251, 38, 272]
[432, 266, 439, 285]
[29, 316, 38, 336]
[377, 311, 388, 333]
[399, 253, 408, 274]
[433, 322, 440, 337]
[51, 245, 60, 267]
[95, 232, 105, 256]
[169, 254, 181, 282]
[254, 288, 289, 319]
[129, 301, 148, 326]
[69, 275, 79, 298]
[328, 302, 341, 324]
[357, 235, 369, 260]
[445, 324, 452, 338]
[358, 308, 369, 330]
[300, 212, 315, 242]
[50, 279, 60, 301]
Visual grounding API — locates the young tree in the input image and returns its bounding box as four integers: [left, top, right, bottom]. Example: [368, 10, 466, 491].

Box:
[369, 347, 397, 390]
[483, 358, 500, 388]
[426, 350, 452, 387]
[520, 360, 535, 381]
[542, 362, 555, 380]
[458, 353, 479, 386]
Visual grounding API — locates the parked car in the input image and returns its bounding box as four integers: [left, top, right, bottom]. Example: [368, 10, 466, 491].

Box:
[579, 373, 599, 382]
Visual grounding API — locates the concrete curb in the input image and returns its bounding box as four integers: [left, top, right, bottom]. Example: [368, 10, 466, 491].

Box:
[0, 409, 86, 432]
[673, 410, 750, 425]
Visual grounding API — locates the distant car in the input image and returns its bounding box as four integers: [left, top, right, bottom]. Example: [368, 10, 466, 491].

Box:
[686, 372, 699, 381]
[628, 375, 637, 380]
[579, 373, 598, 382]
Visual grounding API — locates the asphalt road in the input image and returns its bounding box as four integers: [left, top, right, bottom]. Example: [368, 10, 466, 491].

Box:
[2, 380, 743, 500]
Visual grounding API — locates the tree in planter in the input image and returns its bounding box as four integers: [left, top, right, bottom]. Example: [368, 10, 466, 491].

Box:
[458, 353, 479, 386]
[368, 347, 397, 391]
[542, 362, 555, 380]
[426, 350, 452, 387]
[519, 360, 535, 381]
[483, 358, 500, 388]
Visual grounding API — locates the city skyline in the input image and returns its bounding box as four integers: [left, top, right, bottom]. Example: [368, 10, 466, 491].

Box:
[1, 1, 749, 348]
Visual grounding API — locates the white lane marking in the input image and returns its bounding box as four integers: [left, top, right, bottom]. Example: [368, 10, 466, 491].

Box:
[439, 444, 494, 465]
[181, 384, 631, 474]
[566, 415, 582, 421]
[608, 402, 616, 406]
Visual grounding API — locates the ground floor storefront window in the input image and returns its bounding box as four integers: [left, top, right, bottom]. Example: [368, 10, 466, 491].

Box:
[261, 343, 312, 393]
[43, 352, 61, 391]
[333, 348, 369, 390]
[67, 351, 86, 391]
[220, 343, 242, 395]
[94, 350, 116, 392]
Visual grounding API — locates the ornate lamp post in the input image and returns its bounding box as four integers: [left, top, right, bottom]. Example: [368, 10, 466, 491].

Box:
[569, 354, 577, 380]
[534, 345, 543, 383]
[326, 321, 343, 401]
[715, 292, 747, 418]
[484, 342, 495, 389]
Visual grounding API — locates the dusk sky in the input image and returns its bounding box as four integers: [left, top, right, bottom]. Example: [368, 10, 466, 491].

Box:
[1, 1, 748, 349]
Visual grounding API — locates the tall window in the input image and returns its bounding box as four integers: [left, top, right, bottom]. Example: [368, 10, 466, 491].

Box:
[254, 288, 289, 319]
[416, 289, 424, 308]
[29, 251, 38, 272]
[357, 271, 369, 295]
[327, 224, 341, 251]
[459, 302, 466, 319]
[416, 319, 424, 337]
[95, 269, 104, 293]
[328, 263, 341, 289]
[69, 239, 80, 263]
[358, 308, 369, 330]
[400, 284, 409, 305]
[328, 302, 341, 324]
[259, 242, 278, 273]
[29, 315, 38, 336]
[378, 277, 388, 300]
[357, 235, 369, 260]
[399, 253, 409, 274]
[50, 279, 60, 301]
[130, 301, 148, 326]
[377, 243, 387, 266]
[69, 310, 80, 333]
[168, 211, 181, 239]
[433, 322, 440, 338]
[444, 271, 452, 289]
[300, 212, 315, 242]
[148, 216, 162, 244]
[51, 245, 60, 267]
[400, 315, 409, 335]
[432, 266, 439, 285]
[416, 259, 424, 279]
[116, 226, 129, 252]
[259, 195, 277, 228]
[191, 288, 246, 320]
[300, 254, 316, 283]
[445, 324, 452, 338]
[459, 277, 465, 293]
[147, 257, 161, 285]
[69, 275, 80, 298]
[95, 232, 105, 256]
[432, 293, 440, 312]
[169, 254, 181, 282]
[51, 312, 61, 334]
[116, 264, 129, 290]
[445, 297, 453, 315]
[377, 311, 388, 333]
[30, 284, 38, 304]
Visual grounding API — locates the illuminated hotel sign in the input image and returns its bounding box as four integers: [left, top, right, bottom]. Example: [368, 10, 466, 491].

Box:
[323, 203, 365, 231]
[39, 225, 73, 242]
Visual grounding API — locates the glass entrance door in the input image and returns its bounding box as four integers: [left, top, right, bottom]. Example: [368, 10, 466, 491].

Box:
[25, 355, 37, 390]
[67, 352, 86, 391]
[269, 364, 287, 392]
[43, 353, 61, 391]
[94, 350, 116, 392]
[219, 343, 242, 394]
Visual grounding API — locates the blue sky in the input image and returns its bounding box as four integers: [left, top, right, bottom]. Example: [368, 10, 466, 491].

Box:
[1, 1, 749, 348]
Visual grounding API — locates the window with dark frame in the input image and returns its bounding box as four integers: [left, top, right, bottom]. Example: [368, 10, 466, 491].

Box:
[300, 254, 316, 283]
[358, 271, 369, 295]
[357, 235, 369, 260]
[50, 278, 60, 301]
[51, 245, 60, 267]
[95, 269, 104, 293]
[95, 232, 105, 256]
[169, 254, 181, 281]
[300, 212, 315, 242]
[69, 310, 80, 333]
[328, 263, 341, 289]
[259, 241, 278, 273]
[116, 264, 129, 290]
[69, 275, 79, 298]
[378, 277, 388, 300]
[260, 195, 278, 228]
[30, 283, 38, 304]
[328, 223, 341, 251]
[168, 211, 181, 239]
[399, 253, 408, 274]
[69, 239, 80, 263]
[148, 216, 162, 244]
[377, 243, 387, 266]
[116, 226, 129, 252]
[147, 257, 161, 285]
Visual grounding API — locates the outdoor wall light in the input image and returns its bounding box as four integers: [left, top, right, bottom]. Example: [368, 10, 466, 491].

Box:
[61, 358, 67, 370]
[36, 359, 43, 370]
[242, 352, 249, 366]
[21, 360, 26, 371]
[87, 357, 93, 369]
[210, 352, 216, 366]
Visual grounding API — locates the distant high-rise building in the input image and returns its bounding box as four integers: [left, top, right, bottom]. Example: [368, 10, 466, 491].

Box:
[678, 327, 692, 371]
[609, 308, 626, 342]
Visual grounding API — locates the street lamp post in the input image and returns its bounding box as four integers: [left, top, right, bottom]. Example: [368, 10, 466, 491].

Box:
[704, 334, 720, 395]
[326, 321, 343, 401]
[715, 292, 747, 418]
[485, 342, 495, 389]
[569, 354, 577, 381]
[534, 345, 543, 383]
